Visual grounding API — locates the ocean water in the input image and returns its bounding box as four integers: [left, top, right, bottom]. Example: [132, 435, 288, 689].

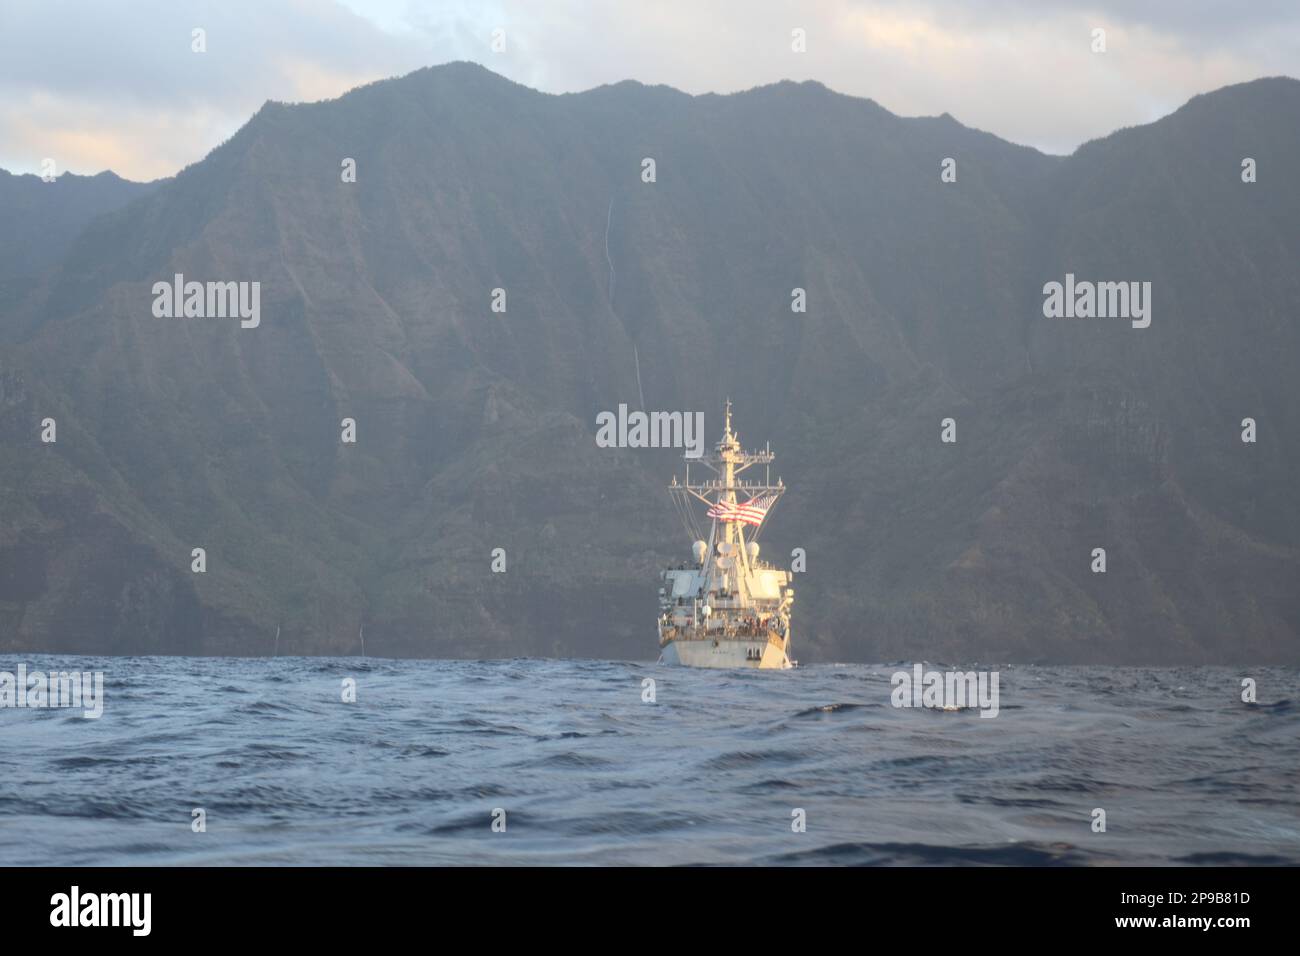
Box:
[0, 655, 1296, 866]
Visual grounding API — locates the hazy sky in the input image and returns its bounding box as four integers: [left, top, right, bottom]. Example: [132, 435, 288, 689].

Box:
[2, 0, 1297, 180]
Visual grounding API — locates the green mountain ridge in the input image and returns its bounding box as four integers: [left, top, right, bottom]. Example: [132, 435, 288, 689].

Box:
[1, 64, 1297, 663]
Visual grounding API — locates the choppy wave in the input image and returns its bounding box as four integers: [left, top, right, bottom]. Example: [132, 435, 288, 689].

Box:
[0, 656, 1296, 865]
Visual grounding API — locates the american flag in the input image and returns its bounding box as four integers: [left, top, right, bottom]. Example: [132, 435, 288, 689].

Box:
[707, 494, 777, 527]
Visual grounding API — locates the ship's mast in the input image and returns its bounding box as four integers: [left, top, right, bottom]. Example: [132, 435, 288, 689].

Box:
[721, 399, 738, 553]
[667, 401, 784, 601]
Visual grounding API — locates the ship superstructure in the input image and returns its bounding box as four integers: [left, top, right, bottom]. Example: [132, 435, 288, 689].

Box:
[658, 402, 794, 669]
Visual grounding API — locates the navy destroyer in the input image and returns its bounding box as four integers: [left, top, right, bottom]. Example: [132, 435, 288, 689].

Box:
[658, 402, 794, 668]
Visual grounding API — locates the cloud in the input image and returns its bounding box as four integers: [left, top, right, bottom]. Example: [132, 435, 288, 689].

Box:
[1, 0, 1297, 179]
[0, 0, 439, 177]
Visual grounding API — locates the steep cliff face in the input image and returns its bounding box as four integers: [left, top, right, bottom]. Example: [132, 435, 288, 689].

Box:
[1, 64, 1296, 662]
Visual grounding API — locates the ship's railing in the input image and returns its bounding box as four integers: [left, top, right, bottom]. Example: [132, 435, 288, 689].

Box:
[675, 478, 782, 491]
[659, 623, 787, 645]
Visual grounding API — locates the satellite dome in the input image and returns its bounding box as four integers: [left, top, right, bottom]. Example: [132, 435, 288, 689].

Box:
[692, 540, 708, 563]
[746, 541, 760, 562]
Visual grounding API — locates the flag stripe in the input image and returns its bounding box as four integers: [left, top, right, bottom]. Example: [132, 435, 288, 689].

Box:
[707, 494, 776, 526]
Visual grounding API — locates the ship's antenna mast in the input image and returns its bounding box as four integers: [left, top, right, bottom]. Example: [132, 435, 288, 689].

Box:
[666, 400, 782, 557]
[722, 398, 736, 554]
